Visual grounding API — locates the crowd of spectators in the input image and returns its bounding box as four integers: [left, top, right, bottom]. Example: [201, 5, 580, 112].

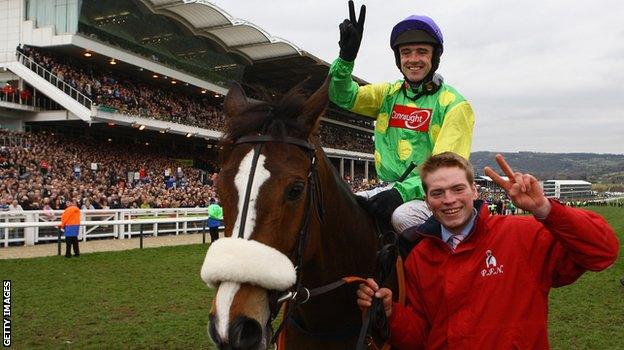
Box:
[348, 177, 384, 193]
[2, 127, 619, 216]
[19, 46, 375, 153]
[582, 200, 624, 207]
[0, 129, 217, 212]
[324, 108, 374, 129]
[475, 187, 624, 215]
[5, 46, 418, 209]
[341, 165, 383, 193]
[0, 126, 383, 212]
[20, 45, 226, 131]
[321, 123, 374, 154]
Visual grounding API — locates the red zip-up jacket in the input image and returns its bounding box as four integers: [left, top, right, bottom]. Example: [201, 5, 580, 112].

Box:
[390, 200, 618, 349]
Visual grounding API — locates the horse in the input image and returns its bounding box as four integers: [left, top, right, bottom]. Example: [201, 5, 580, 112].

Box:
[200, 79, 397, 350]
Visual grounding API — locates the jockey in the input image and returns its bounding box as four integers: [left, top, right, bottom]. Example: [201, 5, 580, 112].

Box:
[329, 1, 476, 233]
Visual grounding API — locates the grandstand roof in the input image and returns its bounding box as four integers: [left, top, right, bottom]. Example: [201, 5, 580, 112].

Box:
[139, 0, 301, 63]
[132, 0, 367, 92]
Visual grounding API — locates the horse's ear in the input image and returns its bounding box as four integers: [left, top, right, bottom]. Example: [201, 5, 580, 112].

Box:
[300, 76, 330, 134]
[224, 82, 248, 118]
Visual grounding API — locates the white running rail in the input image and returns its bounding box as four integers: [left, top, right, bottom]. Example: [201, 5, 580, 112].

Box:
[0, 208, 216, 247]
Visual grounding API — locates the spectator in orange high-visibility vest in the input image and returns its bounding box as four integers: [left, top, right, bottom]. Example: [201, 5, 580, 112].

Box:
[60, 198, 81, 258]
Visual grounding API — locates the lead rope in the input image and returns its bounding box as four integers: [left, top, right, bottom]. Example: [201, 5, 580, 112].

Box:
[355, 254, 406, 350]
[354, 217, 404, 350]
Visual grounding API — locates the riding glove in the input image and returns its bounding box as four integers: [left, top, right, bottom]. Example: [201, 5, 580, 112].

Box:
[338, 1, 366, 62]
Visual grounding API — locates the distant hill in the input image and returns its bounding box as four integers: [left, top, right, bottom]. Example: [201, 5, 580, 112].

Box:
[470, 152, 624, 184]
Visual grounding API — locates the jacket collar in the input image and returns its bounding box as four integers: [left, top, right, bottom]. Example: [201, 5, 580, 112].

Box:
[403, 200, 489, 245]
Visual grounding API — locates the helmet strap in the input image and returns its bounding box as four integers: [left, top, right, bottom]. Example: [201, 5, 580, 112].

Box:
[402, 73, 443, 101]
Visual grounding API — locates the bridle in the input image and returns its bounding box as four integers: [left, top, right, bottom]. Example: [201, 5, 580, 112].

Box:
[233, 133, 326, 336]
[234, 133, 322, 241]
[230, 132, 401, 349]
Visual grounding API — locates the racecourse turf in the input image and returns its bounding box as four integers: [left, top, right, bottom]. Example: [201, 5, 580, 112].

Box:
[1, 206, 623, 349]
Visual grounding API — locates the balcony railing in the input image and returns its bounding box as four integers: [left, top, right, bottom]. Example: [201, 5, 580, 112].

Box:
[16, 51, 93, 109]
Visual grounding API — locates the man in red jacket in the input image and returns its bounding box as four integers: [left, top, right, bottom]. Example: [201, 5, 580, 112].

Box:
[357, 152, 618, 349]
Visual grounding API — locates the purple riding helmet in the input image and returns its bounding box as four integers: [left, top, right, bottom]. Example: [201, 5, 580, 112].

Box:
[390, 15, 444, 81]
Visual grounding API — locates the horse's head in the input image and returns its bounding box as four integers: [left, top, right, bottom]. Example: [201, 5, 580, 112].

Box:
[201, 80, 329, 349]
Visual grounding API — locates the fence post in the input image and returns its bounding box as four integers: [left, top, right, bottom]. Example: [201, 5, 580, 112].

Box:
[24, 213, 36, 246]
[81, 211, 87, 242]
[2, 227, 8, 248]
[57, 228, 62, 256]
[139, 223, 144, 249]
[183, 215, 188, 234]
[202, 220, 207, 244]
[116, 211, 123, 239]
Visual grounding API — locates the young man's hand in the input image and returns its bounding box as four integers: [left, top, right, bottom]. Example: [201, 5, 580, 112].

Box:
[338, 1, 366, 61]
[356, 278, 393, 318]
[484, 154, 551, 218]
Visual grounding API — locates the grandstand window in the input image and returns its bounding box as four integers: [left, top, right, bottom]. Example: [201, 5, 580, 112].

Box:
[26, 0, 80, 34]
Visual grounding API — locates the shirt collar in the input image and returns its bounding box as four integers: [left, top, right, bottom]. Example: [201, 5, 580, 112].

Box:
[440, 208, 478, 243]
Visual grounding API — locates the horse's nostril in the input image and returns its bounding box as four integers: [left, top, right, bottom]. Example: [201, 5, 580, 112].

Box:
[229, 316, 263, 350]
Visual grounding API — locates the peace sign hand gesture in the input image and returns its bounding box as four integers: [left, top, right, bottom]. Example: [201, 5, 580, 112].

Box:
[338, 1, 366, 62]
[484, 154, 552, 218]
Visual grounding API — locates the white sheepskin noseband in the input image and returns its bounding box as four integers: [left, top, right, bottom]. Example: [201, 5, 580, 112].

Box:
[200, 237, 296, 291]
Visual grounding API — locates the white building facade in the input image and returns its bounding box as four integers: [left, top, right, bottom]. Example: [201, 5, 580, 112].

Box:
[542, 180, 592, 200]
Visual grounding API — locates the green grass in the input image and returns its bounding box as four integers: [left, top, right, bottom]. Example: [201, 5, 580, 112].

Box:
[1, 244, 216, 349]
[549, 206, 624, 349]
[1, 206, 623, 349]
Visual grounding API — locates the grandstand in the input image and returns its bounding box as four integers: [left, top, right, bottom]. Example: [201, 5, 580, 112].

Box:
[0, 0, 378, 213]
[475, 175, 595, 201]
[542, 180, 593, 201]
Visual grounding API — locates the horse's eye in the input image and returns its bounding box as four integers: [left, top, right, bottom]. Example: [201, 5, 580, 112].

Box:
[286, 181, 305, 201]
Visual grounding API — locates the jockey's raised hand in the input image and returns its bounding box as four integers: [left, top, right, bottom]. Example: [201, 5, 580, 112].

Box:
[338, 0, 366, 62]
[484, 154, 552, 218]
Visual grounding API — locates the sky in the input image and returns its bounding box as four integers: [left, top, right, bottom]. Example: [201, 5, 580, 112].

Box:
[213, 0, 624, 154]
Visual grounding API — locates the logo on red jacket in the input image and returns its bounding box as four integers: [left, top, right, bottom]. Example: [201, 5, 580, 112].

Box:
[389, 105, 432, 131]
[481, 250, 504, 277]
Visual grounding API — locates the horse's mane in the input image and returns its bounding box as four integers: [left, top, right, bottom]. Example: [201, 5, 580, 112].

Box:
[220, 82, 371, 216]
[223, 84, 316, 144]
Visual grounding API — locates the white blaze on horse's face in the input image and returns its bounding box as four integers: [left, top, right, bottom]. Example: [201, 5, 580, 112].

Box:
[232, 150, 271, 240]
[213, 149, 271, 342]
[215, 281, 240, 341]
